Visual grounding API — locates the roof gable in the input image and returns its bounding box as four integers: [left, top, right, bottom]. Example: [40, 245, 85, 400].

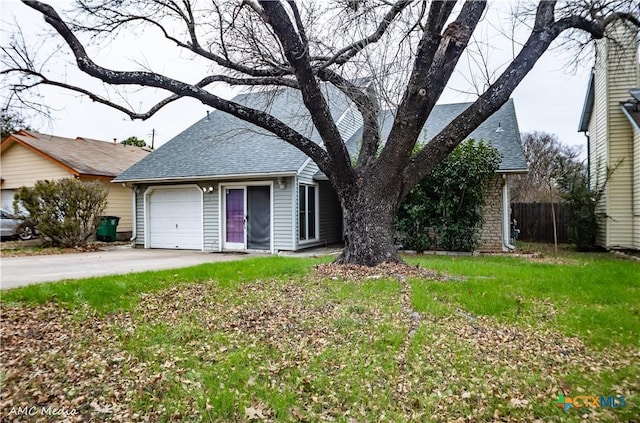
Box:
[1, 131, 150, 177]
[433, 100, 526, 172]
[343, 99, 526, 172]
[578, 70, 596, 132]
[115, 84, 354, 182]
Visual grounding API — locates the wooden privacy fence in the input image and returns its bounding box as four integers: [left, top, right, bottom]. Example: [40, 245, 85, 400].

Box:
[511, 202, 569, 243]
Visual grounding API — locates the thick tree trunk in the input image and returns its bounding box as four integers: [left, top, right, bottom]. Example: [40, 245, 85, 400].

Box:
[335, 186, 402, 266]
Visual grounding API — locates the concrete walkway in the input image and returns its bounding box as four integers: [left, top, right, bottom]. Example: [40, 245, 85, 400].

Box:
[0, 247, 265, 289]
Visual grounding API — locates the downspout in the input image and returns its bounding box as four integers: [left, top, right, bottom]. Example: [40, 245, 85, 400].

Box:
[502, 174, 515, 251]
[129, 186, 137, 242]
[584, 131, 591, 189]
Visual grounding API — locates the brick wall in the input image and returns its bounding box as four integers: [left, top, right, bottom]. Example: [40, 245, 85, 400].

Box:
[478, 174, 504, 252]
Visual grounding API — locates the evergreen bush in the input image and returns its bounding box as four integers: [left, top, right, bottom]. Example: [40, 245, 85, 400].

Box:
[14, 179, 108, 247]
[396, 140, 501, 252]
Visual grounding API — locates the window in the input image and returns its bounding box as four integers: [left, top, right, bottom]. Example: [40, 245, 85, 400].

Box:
[299, 184, 317, 241]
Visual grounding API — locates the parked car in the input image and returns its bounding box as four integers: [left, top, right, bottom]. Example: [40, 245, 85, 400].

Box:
[0, 208, 36, 241]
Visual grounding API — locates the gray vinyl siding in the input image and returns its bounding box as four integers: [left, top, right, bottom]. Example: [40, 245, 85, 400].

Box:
[294, 177, 300, 247]
[135, 188, 145, 247]
[298, 160, 319, 184]
[295, 163, 316, 250]
[337, 103, 364, 147]
[318, 181, 343, 245]
[295, 174, 343, 250]
[203, 184, 219, 251]
[137, 179, 294, 252]
[273, 176, 295, 251]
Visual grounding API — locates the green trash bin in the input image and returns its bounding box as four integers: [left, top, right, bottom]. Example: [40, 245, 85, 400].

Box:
[96, 216, 120, 242]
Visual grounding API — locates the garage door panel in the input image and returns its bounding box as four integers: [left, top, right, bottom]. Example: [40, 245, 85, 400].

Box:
[148, 187, 203, 249]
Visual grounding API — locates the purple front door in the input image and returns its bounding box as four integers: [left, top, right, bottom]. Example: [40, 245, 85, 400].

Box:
[225, 188, 245, 247]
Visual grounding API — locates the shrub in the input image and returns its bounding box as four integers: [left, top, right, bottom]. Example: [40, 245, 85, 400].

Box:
[396, 140, 501, 252]
[14, 179, 108, 247]
[556, 164, 609, 252]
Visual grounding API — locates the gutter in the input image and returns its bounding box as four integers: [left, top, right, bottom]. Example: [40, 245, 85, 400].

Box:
[114, 171, 297, 185]
[496, 168, 528, 175]
[584, 131, 590, 186]
[502, 174, 516, 251]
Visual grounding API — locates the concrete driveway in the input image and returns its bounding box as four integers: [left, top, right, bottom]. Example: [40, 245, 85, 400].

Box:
[0, 247, 264, 289]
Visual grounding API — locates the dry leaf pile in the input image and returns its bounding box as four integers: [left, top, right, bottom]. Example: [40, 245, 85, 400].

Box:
[314, 262, 442, 280]
[1, 273, 638, 422]
[0, 244, 103, 258]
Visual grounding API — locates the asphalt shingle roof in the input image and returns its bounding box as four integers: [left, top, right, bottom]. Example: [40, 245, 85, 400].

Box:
[427, 100, 526, 171]
[344, 99, 526, 172]
[115, 85, 352, 182]
[3, 131, 150, 177]
[115, 90, 526, 182]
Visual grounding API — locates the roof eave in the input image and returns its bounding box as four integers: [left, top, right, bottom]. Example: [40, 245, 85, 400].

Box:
[114, 171, 298, 184]
[620, 103, 640, 132]
[578, 69, 596, 132]
[78, 173, 117, 180]
[497, 168, 528, 174]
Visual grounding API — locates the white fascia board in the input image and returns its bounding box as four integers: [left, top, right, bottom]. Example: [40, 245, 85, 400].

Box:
[116, 171, 297, 184]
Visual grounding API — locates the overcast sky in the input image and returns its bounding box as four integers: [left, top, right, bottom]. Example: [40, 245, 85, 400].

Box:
[1, 0, 595, 153]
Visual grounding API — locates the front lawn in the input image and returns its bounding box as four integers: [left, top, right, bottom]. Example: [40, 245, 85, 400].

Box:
[1, 250, 638, 422]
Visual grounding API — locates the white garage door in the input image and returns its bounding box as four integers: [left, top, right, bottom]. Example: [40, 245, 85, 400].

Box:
[148, 187, 203, 249]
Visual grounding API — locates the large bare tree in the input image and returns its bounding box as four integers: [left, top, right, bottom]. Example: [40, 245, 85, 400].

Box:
[2, 0, 638, 265]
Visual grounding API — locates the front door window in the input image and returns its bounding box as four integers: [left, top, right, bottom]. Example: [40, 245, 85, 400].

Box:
[225, 188, 245, 248]
[224, 186, 271, 251]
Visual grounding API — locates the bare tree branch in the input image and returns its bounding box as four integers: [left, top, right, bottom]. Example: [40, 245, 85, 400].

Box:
[403, 0, 639, 192]
[317, 0, 413, 70]
[260, 0, 356, 188]
[380, 0, 487, 180]
[17, 0, 332, 170]
[3, 0, 638, 264]
[73, 0, 293, 77]
[316, 68, 380, 168]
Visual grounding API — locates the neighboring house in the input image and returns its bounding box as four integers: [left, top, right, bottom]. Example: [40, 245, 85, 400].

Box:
[1, 130, 150, 239]
[114, 86, 526, 253]
[578, 23, 640, 250]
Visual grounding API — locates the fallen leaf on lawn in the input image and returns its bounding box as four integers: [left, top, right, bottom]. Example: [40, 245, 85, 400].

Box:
[90, 401, 113, 414]
[245, 403, 266, 420]
[509, 397, 530, 407]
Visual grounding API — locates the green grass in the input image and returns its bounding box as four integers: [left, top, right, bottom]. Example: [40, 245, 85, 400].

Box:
[2, 249, 638, 421]
[406, 253, 640, 349]
[0, 256, 329, 313]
